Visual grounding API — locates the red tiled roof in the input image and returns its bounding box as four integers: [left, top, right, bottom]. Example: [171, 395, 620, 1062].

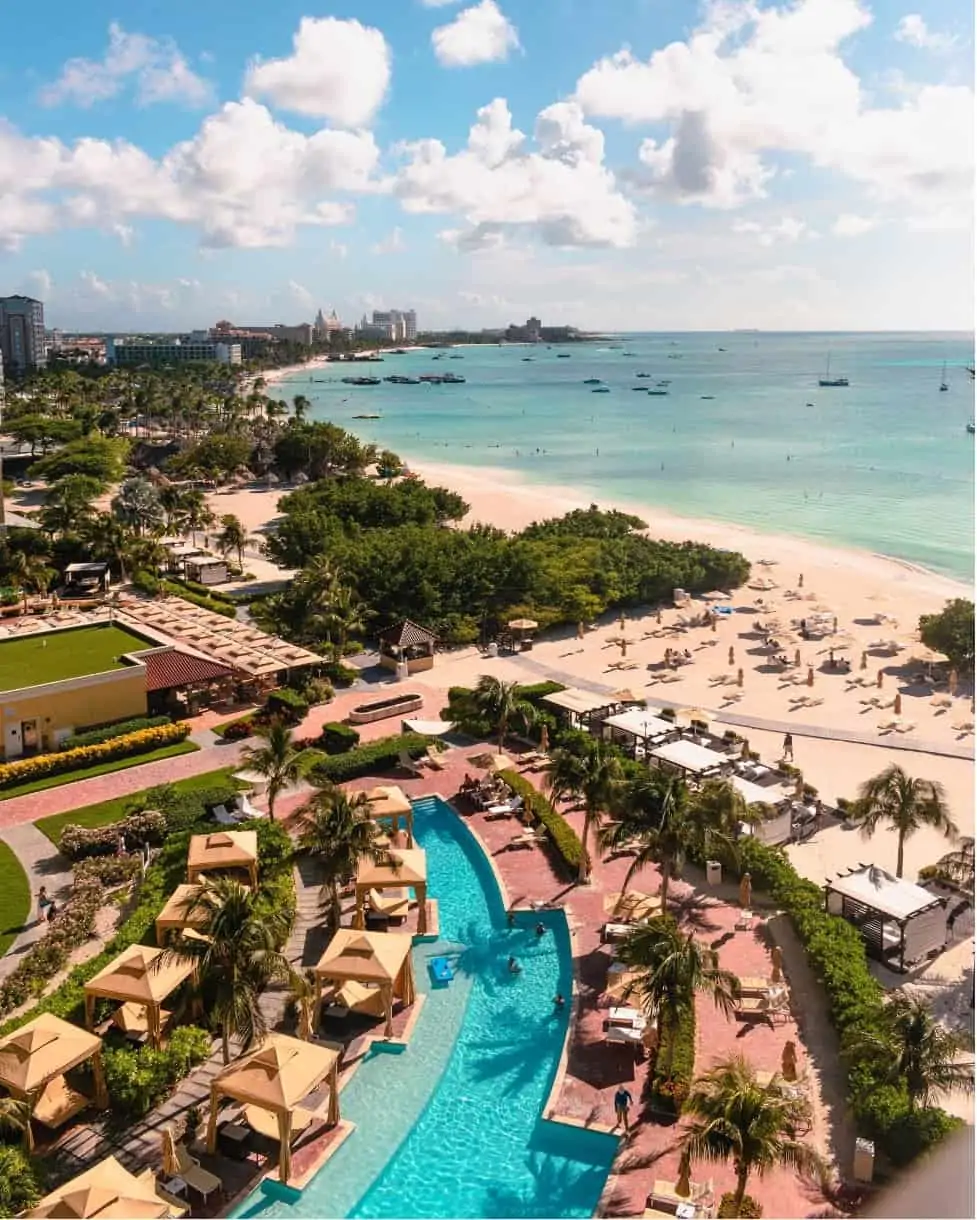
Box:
[141, 649, 233, 693]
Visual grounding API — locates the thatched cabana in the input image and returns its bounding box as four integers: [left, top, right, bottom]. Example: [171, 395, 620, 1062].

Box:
[313, 929, 416, 1038]
[205, 1034, 340, 1183]
[83, 945, 196, 1049]
[186, 830, 258, 889]
[0, 1014, 107, 1151]
[27, 1154, 175, 1217]
[354, 848, 428, 935]
[365, 785, 414, 846]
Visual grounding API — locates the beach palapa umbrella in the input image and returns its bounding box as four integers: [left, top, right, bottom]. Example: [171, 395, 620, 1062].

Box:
[781, 1041, 798, 1082]
[860, 651, 868, 670]
[161, 1127, 180, 1178]
[894, 693, 903, 715]
[739, 873, 752, 909]
[807, 666, 814, 687]
[770, 944, 784, 984]
[949, 669, 959, 695]
[877, 669, 884, 689]
[619, 611, 626, 631]
[737, 667, 744, 688]
[728, 645, 735, 666]
[794, 648, 802, 668]
[577, 621, 585, 640]
[539, 724, 549, 753]
[507, 618, 538, 632]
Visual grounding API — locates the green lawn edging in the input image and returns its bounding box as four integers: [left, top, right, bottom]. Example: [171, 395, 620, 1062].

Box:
[0, 741, 199, 802]
[0, 841, 32, 957]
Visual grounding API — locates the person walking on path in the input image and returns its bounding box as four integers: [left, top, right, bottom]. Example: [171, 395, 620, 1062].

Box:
[783, 732, 794, 761]
[613, 1086, 633, 1132]
[36, 887, 51, 925]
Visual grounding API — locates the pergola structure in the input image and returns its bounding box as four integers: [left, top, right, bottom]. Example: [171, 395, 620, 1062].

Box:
[83, 945, 196, 1049]
[313, 929, 416, 1038]
[540, 686, 635, 730]
[354, 848, 428, 934]
[206, 1034, 340, 1183]
[154, 884, 209, 944]
[0, 1014, 107, 1151]
[377, 619, 437, 674]
[186, 830, 258, 889]
[825, 864, 948, 973]
[365, 785, 414, 846]
[648, 738, 725, 779]
[599, 708, 676, 755]
[27, 1155, 175, 1218]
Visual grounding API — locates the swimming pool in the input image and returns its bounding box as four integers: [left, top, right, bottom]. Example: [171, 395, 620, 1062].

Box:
[235, 795, 617, 1218]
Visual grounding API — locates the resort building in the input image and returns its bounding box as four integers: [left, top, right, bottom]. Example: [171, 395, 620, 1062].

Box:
[0, 294, 46, 372]
[106, 336, 242, 366]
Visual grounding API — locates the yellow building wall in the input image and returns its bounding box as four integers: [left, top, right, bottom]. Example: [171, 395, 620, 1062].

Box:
[0, 668, 147, 757]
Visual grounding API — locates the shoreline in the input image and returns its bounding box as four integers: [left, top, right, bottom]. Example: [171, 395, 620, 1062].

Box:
[406, 457, 971, 604]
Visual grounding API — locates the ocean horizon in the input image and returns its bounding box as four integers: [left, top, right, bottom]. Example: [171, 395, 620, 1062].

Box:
[281, 331, 975, 583]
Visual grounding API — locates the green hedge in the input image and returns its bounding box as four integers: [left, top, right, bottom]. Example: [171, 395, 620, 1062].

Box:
[650, 1003, 696, 1115]
[0, 723, 190, 789]
[102, 1025, 212, 1117]
[311, 732, 428, 783]
[499, 770, 582, 876]
[266, 687, 309, 723]
[444, 680, 566, 740]
[320, 722, 360, 754]
[168, 576, 236, 604]
[161, 580, 236, 618]
[731, 837, 961, 1167]
[62, 715, 173, 751]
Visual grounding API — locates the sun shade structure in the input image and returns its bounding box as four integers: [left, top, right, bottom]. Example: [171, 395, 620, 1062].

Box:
[648, 738, 725, 777]
[365, 786, 414, 846]
[377, 618, 437, 674]
[600, 708, 675, 744]
[154, 884, 210, 943]
[355, 848, 428, 935]
[0, 1014, 107, 1150]
[83, 945, 195, 1049]
[469, 752, 514, 772]
[186, 830, 258, 888]
[206, 1034, 340, 1183]
[27, 1154, 174, 1218]
[313, 928, 416, 1037]
[825, 864, 947, 973]
[540, 686, 616, 723]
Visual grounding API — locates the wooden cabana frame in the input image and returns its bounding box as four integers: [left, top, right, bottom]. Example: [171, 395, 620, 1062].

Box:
[206, 1034, 340, 1183]
[186, 830, 258, 889]
[0, 1014, 107, 1151]
[27, 1154, 173, 1218]
[313, 929, 416, 1038]
[83, 945, 196, 1049]
[354, 848, 428, 935]
[365, 785, 414, 846]
[154, 884, 209, 943]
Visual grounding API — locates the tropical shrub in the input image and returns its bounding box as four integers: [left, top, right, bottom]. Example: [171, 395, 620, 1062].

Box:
[499, 770, 582, 875]
[0, 724, 190, 788]
[718, 1193, 763, 1218]
[444, 680, 565, 739]
[102, 1025, 211, 1117]
[0, 1146, 41, 1215]
[321, 659, 358, 687]
[649, 1003, 696, 1115]
[883, 1107, 964, 1168]
[320, 722, 360, 754]
[219, 717, 257, 741]
[59, 809, 167, 860]
[301, 676, 335, 705]
[265, 687, 309, 724]
[160, 580, 236, 618]
[61, 715, 173, 751]
[311, 732, 428, 783]
[918, 598, 974, 673]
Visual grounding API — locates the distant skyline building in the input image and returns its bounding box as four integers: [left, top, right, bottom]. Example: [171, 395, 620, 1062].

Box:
[360, 308, 416, 342]
[0, 295, 47, 372]
[313, 308, 343, 339]
[106, 335, 242, 366]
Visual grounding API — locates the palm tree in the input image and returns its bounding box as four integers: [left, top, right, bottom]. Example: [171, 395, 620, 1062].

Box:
[6, 550, 55, 602]
[852, 764, 957, 877]
[181, 489, 216, 546]
[545, 736, 621, 882]
[0, 1096, 31, 1149]
[678, 1056, 825, 1217]
[600, 770, 694, 913]
[297, 785, 383, 931]
[111, 476, 165, 536]
[240, 720, 319, 820]
[171, 878, 293, 1063]
[845, 993, 974, 1110]
[472, 675, 537, 753]
[322, 582, 367, 656]
[37, 475, 101, 536]
[292, 394, 311, 422]
[216, 513, 247, 567]
[619, 918, 740, 1074]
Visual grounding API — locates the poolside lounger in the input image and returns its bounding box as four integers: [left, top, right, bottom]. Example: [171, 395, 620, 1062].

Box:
[735, 909, 753, 931]
[397, 750, 423, 777]
[509, 828, 546, 850]
[430, 956, 454, 983]
[174, 1145, 223, 1203]
[369, 887, 411, 919]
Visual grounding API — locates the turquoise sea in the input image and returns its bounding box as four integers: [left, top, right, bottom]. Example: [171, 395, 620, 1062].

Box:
[279, 332, 975, 582]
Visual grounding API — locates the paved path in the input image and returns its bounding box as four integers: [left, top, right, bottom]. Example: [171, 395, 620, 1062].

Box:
[0, 742, 245, 830]
[0, 823, 73, 979]
[505, 654, 974, 760]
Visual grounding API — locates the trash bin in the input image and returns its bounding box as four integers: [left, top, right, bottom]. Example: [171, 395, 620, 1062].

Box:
[706, 861, 722, 886]
[487, 641, 499, 658]
[853, 1137, 875, 1183]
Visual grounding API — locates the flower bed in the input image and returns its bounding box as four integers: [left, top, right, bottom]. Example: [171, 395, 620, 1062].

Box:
[61, 715, 173, 751]
[0, 723, 190, 789]
[59, 809, 167, 861]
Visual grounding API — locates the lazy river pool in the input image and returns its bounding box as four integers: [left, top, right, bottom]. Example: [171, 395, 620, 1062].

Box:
[235, 795, 617, 1218]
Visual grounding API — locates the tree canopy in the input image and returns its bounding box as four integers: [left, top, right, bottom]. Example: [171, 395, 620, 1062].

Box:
[919, 598, 974, 673]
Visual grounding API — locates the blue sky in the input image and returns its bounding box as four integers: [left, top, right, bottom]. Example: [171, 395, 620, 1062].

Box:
[1, 0, 972, 331]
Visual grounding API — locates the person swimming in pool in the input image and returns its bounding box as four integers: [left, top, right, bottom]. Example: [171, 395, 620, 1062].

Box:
[508, 956, 522, 974]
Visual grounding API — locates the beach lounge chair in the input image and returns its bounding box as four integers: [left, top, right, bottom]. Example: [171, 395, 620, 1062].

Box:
[509, 828, 547, 850]
[32, 1074, 90, 1130]
[369, 887, 411, 919]
[421, 748, 446, 770]
[735, 909, 753, 930]
[174, 1144, 223, 1203]
[397, 750, 423, 777]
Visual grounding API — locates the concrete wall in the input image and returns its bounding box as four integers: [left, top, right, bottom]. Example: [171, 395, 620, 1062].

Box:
[0, 667, 147, 758]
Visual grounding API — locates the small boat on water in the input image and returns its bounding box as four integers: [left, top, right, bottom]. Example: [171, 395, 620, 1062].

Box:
[657, 380, 671, 386]
[818, 355, 849, 387]
[968, 422, 975, 434]
[622, 351, 638, 357]
[583, 378, 602, 385]
[717, 347, 727, 352]
[522, 357, 534, 362]
[939, 362, 949, 392]
[450, 354, 464, 359]
[647, 389, 669, 396]
[341, 376, 381, 386]
[592, 386, 610, 393]
[632, 386, 649, 391]
[353, 414, 381, 419]
[700, 395, 715, 400]
[636, 372, 651, 378]
[557, 353, 571, 358]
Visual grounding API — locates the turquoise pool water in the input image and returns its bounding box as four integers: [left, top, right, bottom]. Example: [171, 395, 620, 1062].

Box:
[235, 795, 617, 1218]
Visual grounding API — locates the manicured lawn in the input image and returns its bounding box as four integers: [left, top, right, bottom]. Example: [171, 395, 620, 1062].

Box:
[36, 766, 243, 845]
[0, 840, 32, 956]
[0, 623, 152, 691]
[0, 741, 200, 802]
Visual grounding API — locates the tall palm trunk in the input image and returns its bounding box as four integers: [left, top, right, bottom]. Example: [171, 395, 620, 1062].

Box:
[497, 717, 506, 753]
[578, 810, 592, 883]
[732, 1161, 751, 1215]
[221, 1027, 231, 1065]
[896, 831, 906, 878]
[328, 881, 342, 932]
[659, 861, 672, 914]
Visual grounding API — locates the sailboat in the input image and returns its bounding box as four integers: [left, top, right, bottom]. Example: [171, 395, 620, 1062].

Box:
[939, 362, 949, 392]
[818, 355, 849, 387]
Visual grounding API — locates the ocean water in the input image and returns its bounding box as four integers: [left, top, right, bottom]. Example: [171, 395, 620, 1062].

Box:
[280, 332, 975, 582]
[235, 796, 617, 1219]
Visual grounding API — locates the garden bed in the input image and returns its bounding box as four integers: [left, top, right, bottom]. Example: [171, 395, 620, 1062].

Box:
[348, 692, 424, 725]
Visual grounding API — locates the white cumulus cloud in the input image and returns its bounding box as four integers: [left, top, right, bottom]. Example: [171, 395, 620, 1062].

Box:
[394, 98, 636, 248]
[40, 22, 213, 108]
[574, 0, 972, 223]
[245, 17, 390, 126]
[894, 14, 957, 52]
[732, 215, 814, 245]
[432, 1, 520, 67]
[832, 212, 877, 235]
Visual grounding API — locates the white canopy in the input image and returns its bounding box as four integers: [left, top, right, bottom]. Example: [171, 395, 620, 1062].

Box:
[731, 776, 779, 806]
[541, 688, 613, 716]
[649, 739, 724, 776]
[827, 865, 942, 921]
[603, 709, 674, 739]
[402, 719, 455, 736]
